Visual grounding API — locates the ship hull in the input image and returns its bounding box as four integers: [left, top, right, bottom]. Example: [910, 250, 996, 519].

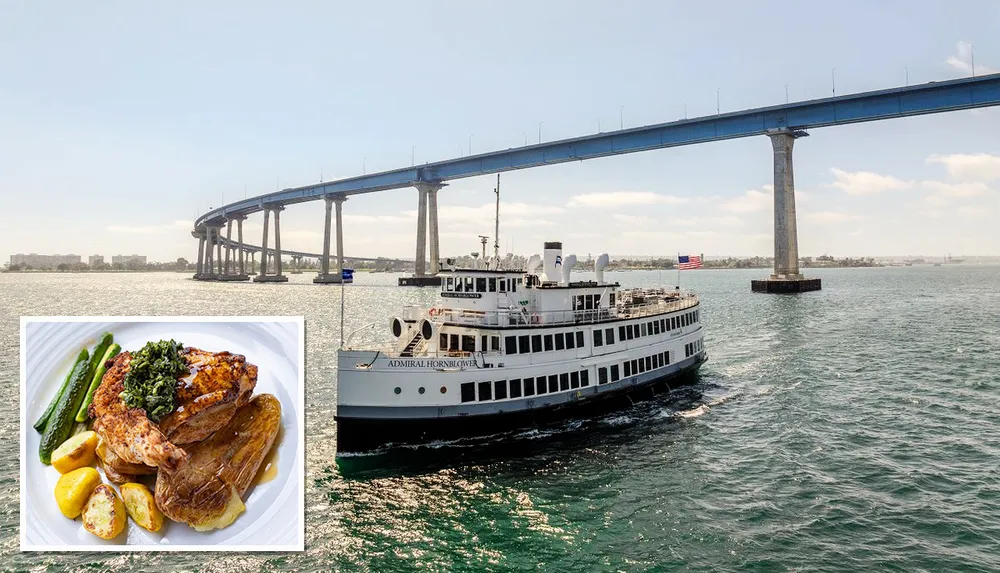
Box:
[335, 354, 707, 454]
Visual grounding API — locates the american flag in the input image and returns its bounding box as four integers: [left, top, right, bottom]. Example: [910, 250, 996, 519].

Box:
[677, 255, 702, 270]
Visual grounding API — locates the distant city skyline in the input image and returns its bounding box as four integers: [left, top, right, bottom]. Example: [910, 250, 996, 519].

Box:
[8, 250, 995, 268]
[1, 2, 998, 261]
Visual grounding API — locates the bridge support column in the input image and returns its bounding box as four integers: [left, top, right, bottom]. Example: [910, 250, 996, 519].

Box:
[215, 224, 224, 277]
[237, 217, 246, 276]
[254, 206, 289, 283]
[428, 186, 440, 275]
[752, 128, 821, 294]
[400, 182, 445, 286]
[215, 216, 250, 281]
[255, 209, 270, 280]
[335, 196, 346, 282]
[224, 219, 233, 274]
[320, 197, 333, 276]
[315, 196, 349, 284]
[203, 227, 214, 278]
[273, 206, 285, 277]
[195, 234, 206, 278]
[414, 186, 428, 276]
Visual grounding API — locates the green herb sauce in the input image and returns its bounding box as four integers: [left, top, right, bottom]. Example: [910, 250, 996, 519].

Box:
[120, 339, 187, 422]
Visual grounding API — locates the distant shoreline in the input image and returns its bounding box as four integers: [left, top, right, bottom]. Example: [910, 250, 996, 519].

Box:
[5, 263, 988, 274]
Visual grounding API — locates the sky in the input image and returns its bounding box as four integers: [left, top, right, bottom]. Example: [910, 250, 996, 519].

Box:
[1, 1, 999, 262]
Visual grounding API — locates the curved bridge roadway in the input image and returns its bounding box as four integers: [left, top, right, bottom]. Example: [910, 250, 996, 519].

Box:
[192, 73, 1000, 284]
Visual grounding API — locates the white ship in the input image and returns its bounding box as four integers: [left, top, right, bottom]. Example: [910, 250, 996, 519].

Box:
[335, 241, 708, 453]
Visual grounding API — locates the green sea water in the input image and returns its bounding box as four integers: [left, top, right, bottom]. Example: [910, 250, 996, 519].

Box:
[2, 265, 998, 572]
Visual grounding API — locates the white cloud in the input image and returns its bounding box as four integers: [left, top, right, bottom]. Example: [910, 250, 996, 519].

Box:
[612, 213, 654, 226]
[621, 230, 686, 240]
[493, 218, 555, 228]
[431, 202, 563, 219]
[946, 41, 997, 75]
[926, 153, 1000, 182]
[344, 214, 412, 225]
[826, 168, 912, 196]
[919, 180, 995, 198]
[731, 233, 771, 242]
[568, 191, 688, 207]
[667, 215, 744, 227]
[281, 230, 323, 240]
[956, 206, 993, 218]
[804, 211, 861, 223]
[107, 220, 192, 234]
[905, 194, 952, 214]
[721, 187, 772, 213]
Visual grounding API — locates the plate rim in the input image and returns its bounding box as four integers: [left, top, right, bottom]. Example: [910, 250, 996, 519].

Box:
[19, 315, 306, 552]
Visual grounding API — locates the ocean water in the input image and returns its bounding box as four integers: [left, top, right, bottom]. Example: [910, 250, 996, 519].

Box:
[2, 265, 999, 572]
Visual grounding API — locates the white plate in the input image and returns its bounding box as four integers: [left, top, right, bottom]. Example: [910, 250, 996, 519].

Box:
[20, 316, 304, 551]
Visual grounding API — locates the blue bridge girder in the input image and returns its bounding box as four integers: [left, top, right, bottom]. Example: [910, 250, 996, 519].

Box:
[195, 72, 1000, 229]
[212, 236, 411, 264]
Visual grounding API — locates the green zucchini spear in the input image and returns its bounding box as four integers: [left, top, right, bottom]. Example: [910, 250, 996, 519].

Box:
[75, 342, 121, 422]
[85, 333, 114, 386]
[33, 348, 88, 433]
[38, 352, 92, 464]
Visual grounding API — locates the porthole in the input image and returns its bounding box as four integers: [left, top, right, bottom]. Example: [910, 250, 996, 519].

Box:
[394, 387, 401, 395]
[418, 387, 426, 394]
[440, 386, 447, 394]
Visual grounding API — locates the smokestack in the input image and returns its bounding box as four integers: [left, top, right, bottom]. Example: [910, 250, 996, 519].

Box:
[561, 254, 577, 285]
[526, 254, 542, 275]
[541, 241, 562, 283]
[595, 252, 609, 284]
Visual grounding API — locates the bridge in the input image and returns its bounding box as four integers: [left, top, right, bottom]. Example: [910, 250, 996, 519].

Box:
[196, 234, 414, 281]
[192, 72, 1000, 290]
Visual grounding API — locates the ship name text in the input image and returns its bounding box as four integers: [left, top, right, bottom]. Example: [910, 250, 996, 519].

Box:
[386, 358, 478, 368]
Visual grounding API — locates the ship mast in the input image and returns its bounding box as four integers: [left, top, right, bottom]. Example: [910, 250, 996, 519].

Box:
[493, 173, 500, 268]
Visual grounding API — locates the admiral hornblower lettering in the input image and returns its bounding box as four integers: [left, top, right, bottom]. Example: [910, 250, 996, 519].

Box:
[441, 292, 482, 299]
[386, 359, 478, 368]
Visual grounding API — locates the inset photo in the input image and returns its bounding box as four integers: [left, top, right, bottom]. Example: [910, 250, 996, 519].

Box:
[20, 316, 304, 552]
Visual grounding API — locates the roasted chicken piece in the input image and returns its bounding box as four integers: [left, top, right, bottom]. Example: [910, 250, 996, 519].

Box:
[95, 436, 156, 484]
[89, 352, 188, 471]
[157, 348, 258, 445]
[155, 393, 282, 531]
[89, 347, 258, 471]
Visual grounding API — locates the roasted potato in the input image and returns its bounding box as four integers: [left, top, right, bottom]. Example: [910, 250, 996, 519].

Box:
[82, 484, 126, 539]
[54, 466, 102, 519]
[192, 484, 245, 532]
[120, 482, 164, 532]
[51, 430, 98, 474]
[155, 393, 281, 530]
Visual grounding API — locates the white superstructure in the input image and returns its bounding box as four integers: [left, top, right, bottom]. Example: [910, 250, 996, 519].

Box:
[335, 240, 707, 452]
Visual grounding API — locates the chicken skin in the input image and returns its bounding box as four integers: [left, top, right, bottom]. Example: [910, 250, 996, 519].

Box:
[89, 347, 258, 471]
[89, 352, 188, 471]
[157, 348, 258, 445]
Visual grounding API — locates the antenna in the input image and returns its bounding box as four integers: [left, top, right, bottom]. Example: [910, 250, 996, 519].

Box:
[479, 235, 489, 261]
[493, 173, 500, 266]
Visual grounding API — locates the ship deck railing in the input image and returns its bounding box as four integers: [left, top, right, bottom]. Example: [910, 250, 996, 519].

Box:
[400, 292, 699, 328]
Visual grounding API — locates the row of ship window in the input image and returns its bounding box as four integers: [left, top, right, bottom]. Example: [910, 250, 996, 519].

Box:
[445, 276, 522, 293]
[504, 330, 585, 355]
[684, 338, 704, 358]
[460, 348, 681, 403]
[572, 293, 614, 310]
[501, 308, 700, 356]
[461, 369, 591, 403]
[594, 309, 699, 347]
